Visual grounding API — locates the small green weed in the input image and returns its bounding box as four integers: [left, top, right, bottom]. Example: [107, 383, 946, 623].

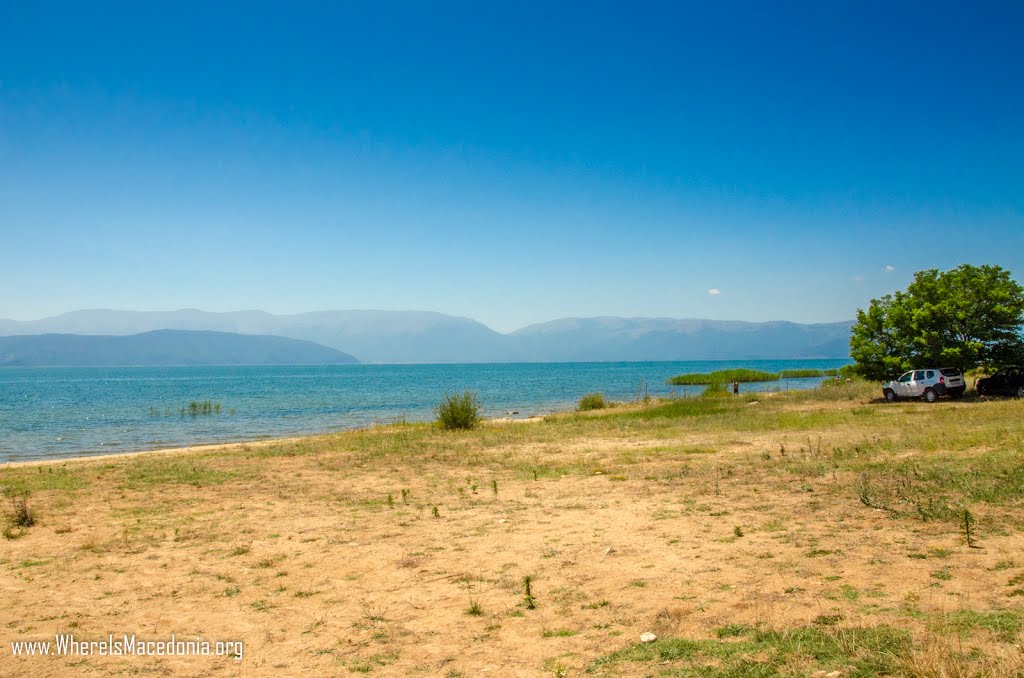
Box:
[582, 600, 610, 610]
[715, 623, 753, 638]
[523, 576, 537, 609]
[5, 490, 35, 531]
[589, 625, 908, 674]
[963, 509, 977, 547]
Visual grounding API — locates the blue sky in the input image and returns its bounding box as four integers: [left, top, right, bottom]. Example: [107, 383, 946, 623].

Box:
[1, 1, 1021, 332]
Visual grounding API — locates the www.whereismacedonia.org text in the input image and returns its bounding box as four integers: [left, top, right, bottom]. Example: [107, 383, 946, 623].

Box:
[8, 634, 243, 660]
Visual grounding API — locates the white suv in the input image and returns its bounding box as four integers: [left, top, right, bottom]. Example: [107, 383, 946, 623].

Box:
[882, 368, 965, 402]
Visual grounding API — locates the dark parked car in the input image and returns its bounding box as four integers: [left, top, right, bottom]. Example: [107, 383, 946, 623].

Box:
[976, 366, 1024, 398]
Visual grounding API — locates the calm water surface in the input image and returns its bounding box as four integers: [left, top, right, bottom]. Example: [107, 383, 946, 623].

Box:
[0, 360, 850, 463]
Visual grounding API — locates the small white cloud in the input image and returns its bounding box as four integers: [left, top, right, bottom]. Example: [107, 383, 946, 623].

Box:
[884, 265, 895, 272]
[707, 288, 721, 296]
[853, 275, 864, 282]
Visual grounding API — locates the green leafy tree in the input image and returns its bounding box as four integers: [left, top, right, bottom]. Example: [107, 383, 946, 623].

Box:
[849, 294, 914, 382]
[850, 264, 1024, 381]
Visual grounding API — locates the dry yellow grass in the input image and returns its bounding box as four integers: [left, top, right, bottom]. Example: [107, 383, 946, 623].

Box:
[2, 384, 1023, 676]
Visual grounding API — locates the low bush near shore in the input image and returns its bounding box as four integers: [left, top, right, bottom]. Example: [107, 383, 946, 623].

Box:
[436, 390, 481, 430]
[577, 393, 607, 411]
[700, 381, 732, 398]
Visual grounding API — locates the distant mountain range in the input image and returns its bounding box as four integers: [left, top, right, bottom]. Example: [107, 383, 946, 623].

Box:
[0, 330, 358, 367]
[0, 309, 853, 364]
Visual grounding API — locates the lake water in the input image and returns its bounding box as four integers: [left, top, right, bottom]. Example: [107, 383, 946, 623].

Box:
[0, 359, 850, 463]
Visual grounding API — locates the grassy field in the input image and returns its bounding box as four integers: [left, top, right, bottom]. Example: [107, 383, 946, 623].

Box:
[2, 382, 1023, 676]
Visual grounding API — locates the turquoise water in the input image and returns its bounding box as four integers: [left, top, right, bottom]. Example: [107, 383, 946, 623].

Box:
[0, 359, 850, 463]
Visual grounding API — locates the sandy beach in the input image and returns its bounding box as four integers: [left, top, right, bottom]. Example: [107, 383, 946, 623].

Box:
[0, 415, 549, 470]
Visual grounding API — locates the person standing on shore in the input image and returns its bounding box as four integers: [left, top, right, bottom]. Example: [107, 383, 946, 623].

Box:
[732, 380, 739, 396]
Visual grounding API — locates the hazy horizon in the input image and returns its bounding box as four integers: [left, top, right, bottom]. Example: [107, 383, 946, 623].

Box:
[0, 306, 857, 331]
[0, 308, 853, 364]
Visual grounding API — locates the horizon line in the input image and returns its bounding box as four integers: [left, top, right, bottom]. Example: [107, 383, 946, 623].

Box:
[0, 307, 856, 332]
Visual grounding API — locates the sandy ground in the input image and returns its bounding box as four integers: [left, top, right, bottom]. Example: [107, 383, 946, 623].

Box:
[2, 397, 1023, 676]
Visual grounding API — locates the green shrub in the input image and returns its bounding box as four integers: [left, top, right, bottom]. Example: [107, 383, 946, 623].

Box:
[963, 367, 991, 382]
[4, 490, 35, 535]
[436, 391, 481, 430]
[578, 393, 607, 411]
[701, 382, 731, 399]
[837, 364, 860, 380]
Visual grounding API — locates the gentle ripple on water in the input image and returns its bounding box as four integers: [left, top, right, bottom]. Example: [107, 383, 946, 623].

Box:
[0, 360, 850, 463]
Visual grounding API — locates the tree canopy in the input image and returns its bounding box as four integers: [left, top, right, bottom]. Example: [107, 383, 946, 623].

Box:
[850, 264, 1024, 381]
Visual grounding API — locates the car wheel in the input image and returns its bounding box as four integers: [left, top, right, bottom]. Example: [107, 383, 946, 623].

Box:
[1017, 385, 1024, 399]
[884, 389, 897, 402]
[924, 388, 938, 403]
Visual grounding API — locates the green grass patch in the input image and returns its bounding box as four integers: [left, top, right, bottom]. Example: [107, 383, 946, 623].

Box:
[608, 397, 734, 421]
[854, 446, 1024, 523]
[588, 625, 910, 675]
[931, 609, 1024, 642]
[0, 466, 89, 494]
[122, 459, 236, 488]
[805, 549, 838, 558]
[778, 369, 840, 378]
[668, 369, 780, 385]
[714, 623, 754, 638]
[700, 381, 733, 399]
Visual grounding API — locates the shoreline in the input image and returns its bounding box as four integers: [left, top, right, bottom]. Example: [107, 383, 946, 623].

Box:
[1, 362, 842, 470]
[0, 435, 311, 469]
[0, 414, 548, 470]
[0, 374, 831, 469]
[0, 383, 819, 469]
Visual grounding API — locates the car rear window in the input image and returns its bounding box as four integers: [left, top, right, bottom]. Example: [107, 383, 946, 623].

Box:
[940, 368, 961, 377]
